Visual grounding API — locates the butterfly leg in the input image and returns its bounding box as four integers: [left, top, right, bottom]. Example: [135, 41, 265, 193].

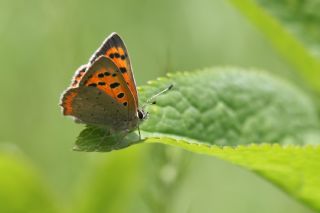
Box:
[138, 125, 141, 140]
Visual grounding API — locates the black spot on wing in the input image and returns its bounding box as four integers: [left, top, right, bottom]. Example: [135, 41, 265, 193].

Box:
[120, 67, 127, 73]
[110, 82, 120, 88]
[88, 83, 97, 87]
[117, 93, 124, 98]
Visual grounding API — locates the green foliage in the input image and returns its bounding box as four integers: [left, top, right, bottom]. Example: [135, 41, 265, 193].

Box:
[228, 0, 320, 93]
[74, 126, 141, 152]
[140, 68, 319, 145]
[145, 138, 320, 212]
[257, 0, 320, 56]
[1, 0, 320, 212]
[0, 149, 58, 213]
[75, 68, 320, 211]
[76, 68, 319, 151]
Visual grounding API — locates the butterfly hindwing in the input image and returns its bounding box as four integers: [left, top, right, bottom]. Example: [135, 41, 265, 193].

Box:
[89, 33, 139, 107]
[61, 87, 131, 130]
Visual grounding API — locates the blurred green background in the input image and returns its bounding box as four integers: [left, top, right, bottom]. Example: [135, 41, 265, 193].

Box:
[0, 0, 314, 212]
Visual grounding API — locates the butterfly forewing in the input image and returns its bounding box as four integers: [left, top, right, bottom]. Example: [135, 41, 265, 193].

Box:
[89, 33, 139, 107]
[80, 56, 136, 117]
[60, 33, 145, 133]
[70, 64, 87, 88]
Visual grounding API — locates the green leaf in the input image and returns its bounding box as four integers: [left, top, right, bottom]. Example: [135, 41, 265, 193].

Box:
[228, 0, 320, 93]
[0, 147, 58, 213]
[145, 138, 320, 212]
[139, 68, 319, 145]
[74, 125, 141, 152]
[73, 67, 320, 210]
[256, 0, 320, 56]
[75, 67, 319, 151]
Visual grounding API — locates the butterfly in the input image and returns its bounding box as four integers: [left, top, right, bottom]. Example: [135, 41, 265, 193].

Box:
[60, 32, 172, 140]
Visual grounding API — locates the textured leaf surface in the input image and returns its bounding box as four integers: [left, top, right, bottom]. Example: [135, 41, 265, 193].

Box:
[140, 68, 319, 145]
[228, 0, 320, 93]
[76, 67, 319, 150]
[74, 67, 320, 211]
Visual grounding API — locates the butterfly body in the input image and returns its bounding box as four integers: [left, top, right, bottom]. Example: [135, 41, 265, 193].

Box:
[60, 33, 146, 135]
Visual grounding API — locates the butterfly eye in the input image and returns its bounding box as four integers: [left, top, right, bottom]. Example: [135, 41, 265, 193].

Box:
[137, 110, 145, 120]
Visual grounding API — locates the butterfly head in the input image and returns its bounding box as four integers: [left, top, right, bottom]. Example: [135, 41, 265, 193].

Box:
[137, 109, 148, 121]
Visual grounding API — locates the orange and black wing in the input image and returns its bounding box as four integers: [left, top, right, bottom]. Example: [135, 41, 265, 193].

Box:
[89, 33, 138, 107]
[69, 64, 87, 88]
[61, 56, 136, 122]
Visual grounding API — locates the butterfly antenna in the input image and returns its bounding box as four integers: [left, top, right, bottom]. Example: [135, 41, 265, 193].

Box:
[142, 84, 173, 109]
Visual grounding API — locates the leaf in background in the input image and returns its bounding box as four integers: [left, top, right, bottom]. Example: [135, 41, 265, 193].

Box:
[228, 0, 320, 93]
[73, 67, 320, 211]
[0, 148, 58, 213]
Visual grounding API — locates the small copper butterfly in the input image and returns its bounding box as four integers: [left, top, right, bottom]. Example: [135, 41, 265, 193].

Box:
[60, 33, 172, 140]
